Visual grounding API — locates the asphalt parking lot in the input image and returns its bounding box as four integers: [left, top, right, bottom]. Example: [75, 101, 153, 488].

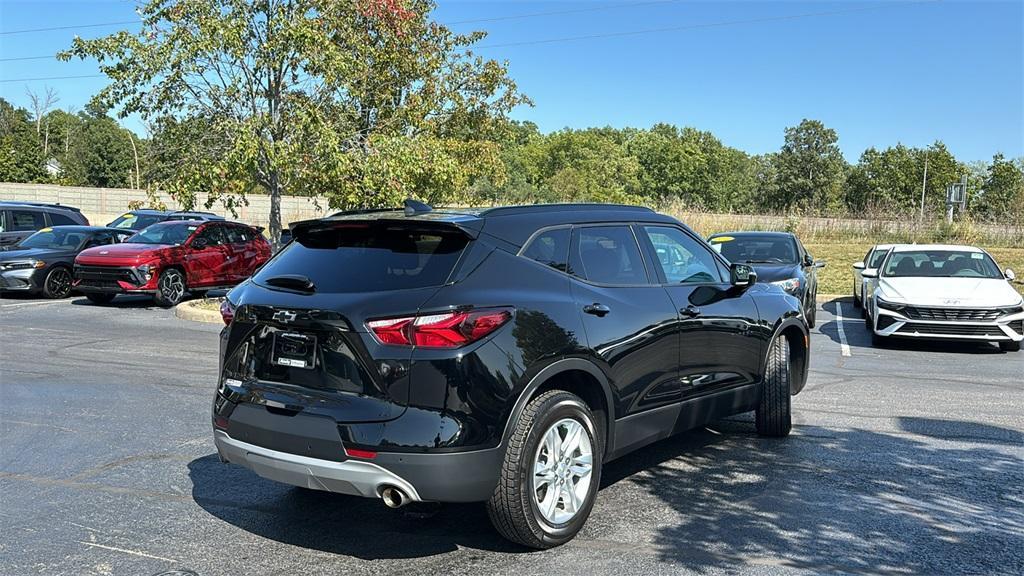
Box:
[1, 295, 1022, 576]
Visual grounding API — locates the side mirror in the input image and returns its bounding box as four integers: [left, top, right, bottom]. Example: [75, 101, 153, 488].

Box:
[862, 270, 878, 279]
[731, 263, 757, 288]
[1006, 268, 1016, 281]
[803, 255, 814, 267]
[191, 237, 208, 250]
[852, 262, 865, 270]
[814, 259, 827, 269]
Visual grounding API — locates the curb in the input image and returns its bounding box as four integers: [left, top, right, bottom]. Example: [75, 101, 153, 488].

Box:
[175, 298, 223, 324]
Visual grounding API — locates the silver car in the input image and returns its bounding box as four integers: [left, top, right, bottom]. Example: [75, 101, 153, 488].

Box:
[852, 244, 894, 319]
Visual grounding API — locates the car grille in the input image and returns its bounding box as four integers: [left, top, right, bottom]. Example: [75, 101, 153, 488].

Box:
[896, 322, 1005, 337]
[902, 306, 1002, 322]
[1011, 320, 1024, 336]
[74, 265, 138, 286]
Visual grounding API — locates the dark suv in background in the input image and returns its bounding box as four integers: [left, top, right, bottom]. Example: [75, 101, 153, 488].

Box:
[106, 209, 224, 231]
[0, 201, 90, 247]
[212, 202, 809, 548]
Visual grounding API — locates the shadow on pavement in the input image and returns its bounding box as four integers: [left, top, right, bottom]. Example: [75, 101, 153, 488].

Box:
[817, 299, 1004, 355]
[189, 416, 1024, 570]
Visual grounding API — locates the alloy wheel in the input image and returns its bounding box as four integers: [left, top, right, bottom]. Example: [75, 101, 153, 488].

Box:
[532, 417, 594, 525]
[160, 270, 186, 304]
[46, 268, 72, 298]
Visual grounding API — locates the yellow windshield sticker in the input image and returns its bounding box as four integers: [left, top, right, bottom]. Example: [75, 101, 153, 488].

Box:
[123, 213, 134, 218]
[40, 227, 52, 232]
[710, 236, 734, 243]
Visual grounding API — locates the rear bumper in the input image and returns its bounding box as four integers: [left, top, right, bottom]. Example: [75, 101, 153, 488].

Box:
[213, 428, 503, 503]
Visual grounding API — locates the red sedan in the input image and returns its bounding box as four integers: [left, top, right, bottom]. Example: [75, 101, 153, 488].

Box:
[74, 220, 271, 306]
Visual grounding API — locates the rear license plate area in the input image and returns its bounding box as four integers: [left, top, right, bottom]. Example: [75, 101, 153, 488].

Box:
[273, 332, 317, 369]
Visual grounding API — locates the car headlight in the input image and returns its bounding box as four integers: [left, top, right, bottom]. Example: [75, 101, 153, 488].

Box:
[770, 277, 801, 293]
[876, 297, 906, 313]
[137, 263, 156, 282]
[0, 260, 45, 271]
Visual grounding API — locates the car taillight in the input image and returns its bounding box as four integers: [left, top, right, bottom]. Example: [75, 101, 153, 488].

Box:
[367, 308, 513, 348]
[220, 299, 235, 325]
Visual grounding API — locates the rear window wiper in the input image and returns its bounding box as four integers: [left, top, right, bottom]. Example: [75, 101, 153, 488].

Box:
[263, 274, 316, 293]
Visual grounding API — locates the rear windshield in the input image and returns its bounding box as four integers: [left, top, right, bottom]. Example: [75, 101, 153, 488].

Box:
[253, 223, 469, 293]
[108, 213, 166, 230]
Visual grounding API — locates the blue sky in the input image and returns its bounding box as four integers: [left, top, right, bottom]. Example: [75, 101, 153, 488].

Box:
[1, 0, 1021, 162]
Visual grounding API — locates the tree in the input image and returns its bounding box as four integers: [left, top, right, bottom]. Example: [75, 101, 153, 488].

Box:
[61, 0, 527, 245]
[26, 86, 59, 155]
[773, 119, 847, 211]
[845, 142, 961, 215]
[0, 98, 48, 183]
[58, 106, 142, 189]
[974, 154, 1024, 223]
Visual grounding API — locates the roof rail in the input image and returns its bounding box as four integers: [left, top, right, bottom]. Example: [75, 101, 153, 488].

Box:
[1, 200, 82, 212]
[478, 203, 654, 217]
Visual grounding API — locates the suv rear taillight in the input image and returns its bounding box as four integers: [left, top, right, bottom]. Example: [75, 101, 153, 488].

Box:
[367, 308, 513, 348]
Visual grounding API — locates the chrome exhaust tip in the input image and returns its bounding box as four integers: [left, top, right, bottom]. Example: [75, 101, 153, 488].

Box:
[381, 485, 407, 508]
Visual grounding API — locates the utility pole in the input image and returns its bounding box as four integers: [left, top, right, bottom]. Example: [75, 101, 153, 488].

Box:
[126, 131, 140, 189]
[919, 150, 929, 222]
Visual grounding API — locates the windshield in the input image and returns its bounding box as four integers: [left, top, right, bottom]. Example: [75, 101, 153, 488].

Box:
[709, 235, 798, 264]
[18, 228, 88, 250]
[126, 222, 199, 245]
[867, 248, 889, 268]
[882, 250, 1003, 279]
[108, 213, 166, 230]
[255, 223, 469, 293]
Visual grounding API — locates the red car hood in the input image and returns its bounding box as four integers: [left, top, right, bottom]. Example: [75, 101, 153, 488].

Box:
[75, 243, 176, 266]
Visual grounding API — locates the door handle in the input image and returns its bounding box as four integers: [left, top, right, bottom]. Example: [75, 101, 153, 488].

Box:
[680, 305, 701, 318]
[583, 303, 611, 317]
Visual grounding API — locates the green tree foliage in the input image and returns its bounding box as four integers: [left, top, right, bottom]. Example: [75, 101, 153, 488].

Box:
[60, 107, 141, 189]
[0, 99, 48, 183]
[61, 0, 528, 244]
[974, 154, 1024, 224]
[772, 119, 847, 211]
[845, 142, 962, 214]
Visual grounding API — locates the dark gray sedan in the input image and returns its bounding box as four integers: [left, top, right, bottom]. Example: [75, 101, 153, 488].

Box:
[0, 226, 133, 298]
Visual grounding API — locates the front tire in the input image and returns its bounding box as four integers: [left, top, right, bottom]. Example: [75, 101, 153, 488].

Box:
[999, 341, 1021, 352]
[806, 296, 817, 328]
[852, 280, 861, 308]
[756, 336, 792, 437]
[42, 266, 73, 299]
[486, 390, 601, 549]
[154, 268, 187, 307]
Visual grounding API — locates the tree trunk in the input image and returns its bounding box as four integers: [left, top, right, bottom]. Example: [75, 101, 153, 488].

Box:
[269, 171, 282, 250]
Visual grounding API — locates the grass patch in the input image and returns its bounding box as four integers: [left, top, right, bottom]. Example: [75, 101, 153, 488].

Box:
[805, 243, 1024, 296]
[190, 297, 222, 311]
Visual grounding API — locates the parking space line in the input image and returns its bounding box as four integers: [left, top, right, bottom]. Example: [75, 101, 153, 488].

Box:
[78, 541, 177, 563]
[834, 301, 852, 357]
[0, 300, 67, 308]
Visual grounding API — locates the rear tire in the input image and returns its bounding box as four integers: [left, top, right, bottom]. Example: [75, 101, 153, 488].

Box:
[85, 293, 115, 305]
[154, 268, 187, 308]
[756, 336, 792, 437]
[486, 390, 601, 549]
[999, 341, 1021, 352]
[42, 266, 73, 299]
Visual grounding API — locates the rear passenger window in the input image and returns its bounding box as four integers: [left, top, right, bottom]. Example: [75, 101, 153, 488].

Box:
[522, 228, 569, 272]
[224, 226, 246, 244]
[571, 226, 648, 285]
[10, 210, 45, 231]
[48, 212, 78, 226]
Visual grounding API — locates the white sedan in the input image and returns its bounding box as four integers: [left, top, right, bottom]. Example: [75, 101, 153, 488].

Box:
[852, 243, 894, 315]
[863, 244, 1023, 351]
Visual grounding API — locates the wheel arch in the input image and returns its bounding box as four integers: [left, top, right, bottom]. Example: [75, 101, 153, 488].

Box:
[500, 358, 615, 459]
[766, 318, 809, 395]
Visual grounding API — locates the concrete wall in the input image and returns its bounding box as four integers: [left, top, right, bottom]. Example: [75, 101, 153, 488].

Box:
[0, 182, 330, 229]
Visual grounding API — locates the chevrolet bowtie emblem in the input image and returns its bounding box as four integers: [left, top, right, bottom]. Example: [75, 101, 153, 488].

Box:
[273, 310, 298, 323]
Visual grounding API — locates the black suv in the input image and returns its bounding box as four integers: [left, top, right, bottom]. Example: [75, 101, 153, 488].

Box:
[106, 209, 224, 230]
[212, 202, 809, 548]
[0, 201, 90, 247]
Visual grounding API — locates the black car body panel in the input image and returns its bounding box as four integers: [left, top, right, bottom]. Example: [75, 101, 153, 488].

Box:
[0, 202, 90, 247]
[0, 226, 132, 294]
[212, 205, 809, 503]
[106, 209, 225, 231]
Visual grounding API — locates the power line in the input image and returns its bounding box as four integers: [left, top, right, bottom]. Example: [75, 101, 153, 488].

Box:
[474, 1, 939, 49]
[0, 55, 57, 62]
[0, 19, 139, 35]
[443, 0, 680, 25]
[0, 74, 104, 84]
